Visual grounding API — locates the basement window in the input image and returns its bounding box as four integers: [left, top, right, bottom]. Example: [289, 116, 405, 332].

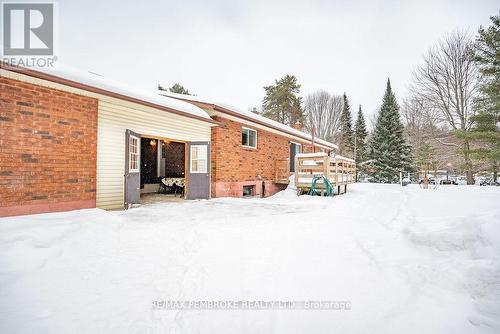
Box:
[243, 185, 255, 197]
[242, 127, 257, 148]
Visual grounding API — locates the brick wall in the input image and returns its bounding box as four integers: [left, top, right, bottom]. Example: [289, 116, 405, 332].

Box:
[210, 116, 313, 198]
[0, 76, 98, 216]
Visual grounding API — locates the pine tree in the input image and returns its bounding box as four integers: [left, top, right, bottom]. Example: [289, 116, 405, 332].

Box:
[262, 75, 304, 126]
[354, 105, 368, 164]
[338, 93, 354, 156]
[459, 13, 500, 181]
[473, 14, 500, 116]
[457, 111, 500, 181]
[158, 83, 192, 95]
[368, 79, 413, 183]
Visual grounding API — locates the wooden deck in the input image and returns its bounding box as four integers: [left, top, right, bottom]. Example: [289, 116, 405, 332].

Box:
[294, 153, 356, 195]
[275, 159, 290, 184]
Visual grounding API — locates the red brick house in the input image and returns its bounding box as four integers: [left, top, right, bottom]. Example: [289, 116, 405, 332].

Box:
[0, 63, 337, 217]
[164, 93, 338, 198]
[0, 64, 217, 217]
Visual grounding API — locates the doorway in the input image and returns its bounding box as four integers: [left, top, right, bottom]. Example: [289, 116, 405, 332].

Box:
[290, 142, 302, 172]
[141, 138, 158, 188]
[140, 137, 186, 195]
[124, 130, 211, 208]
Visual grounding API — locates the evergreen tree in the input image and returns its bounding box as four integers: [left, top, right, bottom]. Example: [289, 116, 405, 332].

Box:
[262, 75, 304, 126]
[158, 83, 192, 95]
[457, 111, 500, 181]
[338, 93, 354, 156]
[473, 14, 500, 116]
[368, 79, 413, 183]
[459, 13, 500, 181]
[354, 105, 368, 164]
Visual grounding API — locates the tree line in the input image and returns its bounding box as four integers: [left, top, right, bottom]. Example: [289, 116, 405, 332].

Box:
[158, 12, 498, 184]
[259, 12, 499, 184]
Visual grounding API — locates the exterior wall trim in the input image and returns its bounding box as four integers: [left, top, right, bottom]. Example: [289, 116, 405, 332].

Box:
[211, 110, 332, 151]
[0, 63, 220, 125]
[170, 97, 335, 150]
[0, 200, 96, 217]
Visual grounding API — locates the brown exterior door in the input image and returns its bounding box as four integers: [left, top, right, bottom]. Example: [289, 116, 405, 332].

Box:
[187, 142, 210, 199]
[124, 130, 141, 208]
[290, 142, 302, 172]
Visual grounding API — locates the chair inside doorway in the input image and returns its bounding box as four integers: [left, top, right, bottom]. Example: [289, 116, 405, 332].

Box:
[140, 137, 186, 203]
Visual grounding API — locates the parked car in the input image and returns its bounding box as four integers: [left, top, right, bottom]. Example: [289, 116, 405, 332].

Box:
[480, 179, 500, 186]
[419, 178, 436, 185]
[402, 178, 411, 186]
[440, 179, 457, 185]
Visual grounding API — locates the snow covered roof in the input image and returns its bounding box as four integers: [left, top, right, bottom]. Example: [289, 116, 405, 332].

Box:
[162, 92, 338, 149]
[0, 63, 214, 123]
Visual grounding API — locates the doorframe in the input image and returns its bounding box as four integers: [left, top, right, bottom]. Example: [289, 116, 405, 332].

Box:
[184, 142, 189, 199]
[186, 141, 211, 200]
[134, 134, 189, 200]
[124, 129, 142, 209]
[290, 141, 303, 173]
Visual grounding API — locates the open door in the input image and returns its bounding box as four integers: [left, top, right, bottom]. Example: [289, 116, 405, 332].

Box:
[290, 142, 302, 172]
[124, 130, 141, 209]
[187, 142, 210, 199]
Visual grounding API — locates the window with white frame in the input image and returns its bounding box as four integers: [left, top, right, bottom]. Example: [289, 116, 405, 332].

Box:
[129, 135, 140, 172]
[242, 127, 257, 148]
[190, 145, 207, 173]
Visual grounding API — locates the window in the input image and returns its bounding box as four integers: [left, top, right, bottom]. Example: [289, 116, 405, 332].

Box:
[129, 135, 140, 172]
[243, 185, 254, 197]
[242, 127, 257, 148]
[190, 145, 207, 173]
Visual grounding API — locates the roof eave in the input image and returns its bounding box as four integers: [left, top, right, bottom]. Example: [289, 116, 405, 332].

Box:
[1, 62, 220, 126]
[212, 105, 336, 149]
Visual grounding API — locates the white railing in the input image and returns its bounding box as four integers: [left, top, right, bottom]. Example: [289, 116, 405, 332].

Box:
[295, 153, 356, 191]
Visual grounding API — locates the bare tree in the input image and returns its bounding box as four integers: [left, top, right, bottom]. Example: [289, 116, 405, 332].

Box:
[368, 109, 379, 130]
[410, 31, 480, 184]
[402, 97, 464, 175]
[304, 91, 343, 142]
[401, 98, 436, 150]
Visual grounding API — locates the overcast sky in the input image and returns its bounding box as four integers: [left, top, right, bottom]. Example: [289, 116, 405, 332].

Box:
[59, 0, 498, 124]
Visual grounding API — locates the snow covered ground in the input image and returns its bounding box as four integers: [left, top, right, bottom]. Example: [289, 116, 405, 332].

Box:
[1, 184, 499, 334]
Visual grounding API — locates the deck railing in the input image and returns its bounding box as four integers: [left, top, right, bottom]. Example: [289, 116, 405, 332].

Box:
[275, 158, 290, 184]
[294, 153, 356, 194]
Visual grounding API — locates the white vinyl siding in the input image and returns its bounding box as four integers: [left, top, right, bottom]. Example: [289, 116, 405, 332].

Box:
[97, 100, 211, 209]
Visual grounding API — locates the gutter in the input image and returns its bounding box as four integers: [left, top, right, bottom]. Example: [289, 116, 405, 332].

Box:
[213, 105, 336, 150]
[0, 62, 221, 126]
[170, 96, 336, 150]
